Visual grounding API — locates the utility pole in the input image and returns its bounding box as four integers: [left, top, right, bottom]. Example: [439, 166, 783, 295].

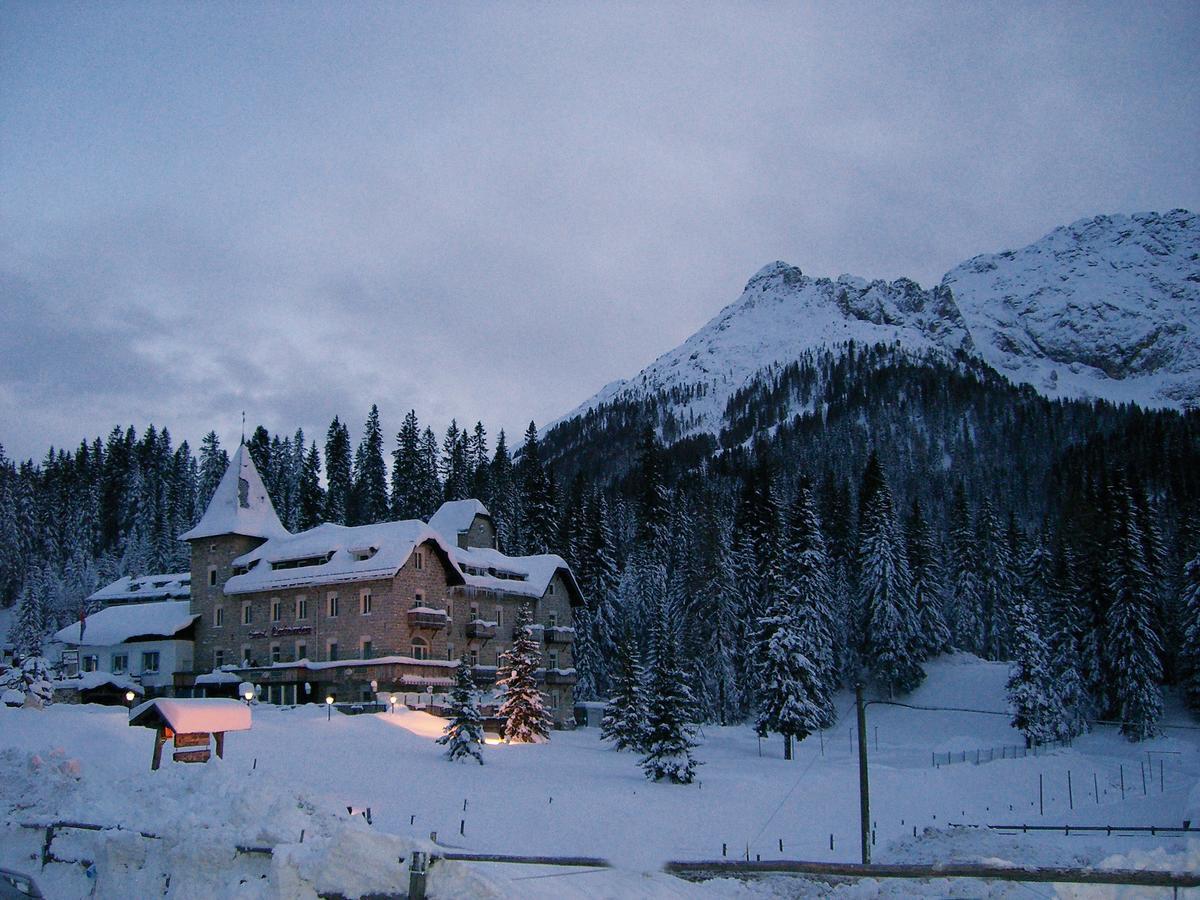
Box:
[856, 683, 871, 865]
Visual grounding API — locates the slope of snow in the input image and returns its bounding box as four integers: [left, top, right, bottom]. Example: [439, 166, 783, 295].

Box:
[4, 654, 1197, 898]
[87, 572, 191, 605]
[552, 262, 972, 438]
[943, 209, 1199, 409]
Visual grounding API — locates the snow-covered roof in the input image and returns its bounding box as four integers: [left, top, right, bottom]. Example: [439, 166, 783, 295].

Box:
[452, 546, 583, 605]
[194, 670, 242, 685]
[129, 698, 252, 733]
[179, 442, 289, 542]
[54, 601, 198, 646]
[428, 499, 492, 541]
[58, 671, 144, 694]
[87, 572, 191, 605]
[224, 520, 464, 595]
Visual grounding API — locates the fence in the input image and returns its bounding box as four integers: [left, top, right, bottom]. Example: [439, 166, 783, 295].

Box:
[933, 737, 1071, 767]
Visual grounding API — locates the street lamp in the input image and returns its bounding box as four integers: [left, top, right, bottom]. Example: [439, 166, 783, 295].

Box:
[243, 687, 255, 706]
[389, 694, 398, 715]
[124, 690, 135, 706]
[326, 695, 334, 721]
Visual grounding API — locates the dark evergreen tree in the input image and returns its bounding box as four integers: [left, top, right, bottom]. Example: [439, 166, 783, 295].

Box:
[601, 628, 648, 751]
[196, 431, 228, 520]
[437, 656, 485, 764]
[489, 430, 519, 553]
[1005, 590, 1062, 746]
[640, 599, 699, 783]
[419, 427, 443, 518]
[905, 500, 952, 659]
[756, 588, 823, 759]
[467, 421, 491, 503]
[353, 405, 389, 524]
[497, 604, 552, 743]
[296, 442, 325, 531]
[390, 410, 425, 521]
[947, 484, 983, 652]
[519, 422, 557, 555]
[323, 417, 353, 525]
[1179, 545, 1200, 713]
[976, 499, 1014, 661]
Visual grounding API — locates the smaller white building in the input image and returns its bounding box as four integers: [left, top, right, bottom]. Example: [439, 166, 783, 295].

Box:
[54, 601, 198, 697]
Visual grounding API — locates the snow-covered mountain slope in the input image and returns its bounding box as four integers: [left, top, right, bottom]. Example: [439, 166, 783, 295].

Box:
[553, 262, 973, 437]
[943, 209, 1198, 409]
[553, 210, 1198, 440]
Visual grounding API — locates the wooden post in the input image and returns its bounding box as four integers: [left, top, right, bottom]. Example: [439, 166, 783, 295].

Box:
[152, 726, 167, 771]
[1039, 774, 1044, 816]
[1068, 771, 1073, 810]
[856, 684, 871, 865]
[1120, 765, 1125, 801]
[408, 851, 428, 900]
[214, 732, 225, 759]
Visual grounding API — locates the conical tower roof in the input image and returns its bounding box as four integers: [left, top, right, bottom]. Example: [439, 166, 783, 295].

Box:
[179, 442, 289, 542]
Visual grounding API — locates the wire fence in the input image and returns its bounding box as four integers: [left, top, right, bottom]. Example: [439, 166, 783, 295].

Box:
[932, 737, 1072, 767]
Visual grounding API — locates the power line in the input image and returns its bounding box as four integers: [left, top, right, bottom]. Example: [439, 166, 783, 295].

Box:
[866, 700, 1200, 732]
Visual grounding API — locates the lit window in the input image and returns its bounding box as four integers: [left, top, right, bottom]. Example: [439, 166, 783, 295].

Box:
[327, 593, 339, 618]
[142, 652, 160, 674]
[296, 596, 308, 620]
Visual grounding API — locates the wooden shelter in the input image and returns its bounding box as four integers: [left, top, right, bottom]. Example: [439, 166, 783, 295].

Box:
[128, 698, 251, 770]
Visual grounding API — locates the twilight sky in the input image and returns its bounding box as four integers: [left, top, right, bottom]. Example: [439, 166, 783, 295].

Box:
[2, 2, 1197, 462]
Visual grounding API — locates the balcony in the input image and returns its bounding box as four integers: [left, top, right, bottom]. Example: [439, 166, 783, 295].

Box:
[465, 620, 497, 640]
[407, 607, 449, 630]
[543, 668, 576, 686]
[543, 626, 575, 645]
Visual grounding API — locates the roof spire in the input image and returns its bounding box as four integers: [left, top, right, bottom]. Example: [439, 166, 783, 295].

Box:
[179, 442, 288, 542]
[241, 410, 246, 445]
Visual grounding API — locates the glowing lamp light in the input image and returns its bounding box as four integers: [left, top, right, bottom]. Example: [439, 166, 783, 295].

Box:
[325, 695, 334, 705]
[325, 694, 335, 721]
[243, 688, 254, 703]
[124, 691, 135, 704]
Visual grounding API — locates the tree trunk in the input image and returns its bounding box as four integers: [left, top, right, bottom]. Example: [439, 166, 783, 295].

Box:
[784, 734, 793, 760]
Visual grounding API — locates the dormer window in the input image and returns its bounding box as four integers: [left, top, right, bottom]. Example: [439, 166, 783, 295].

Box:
[350, 546, 378, 562]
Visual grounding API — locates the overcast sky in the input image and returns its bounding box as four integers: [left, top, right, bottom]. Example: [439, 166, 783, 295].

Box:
[2, 2, 1197, 462]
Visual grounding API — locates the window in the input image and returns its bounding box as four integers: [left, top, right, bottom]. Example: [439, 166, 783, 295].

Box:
[271, 644, 281, 663]
[360, 590, 372, 615]
[328, 641, 339, 662]
[271, 598, 282, 622]
[415, 551, 424, 571]
[208, 566, 217, 587]
[142, 652, 160, 674]
[296, 642, 307, 661]
[548, 650, 559, 670]
[241, 646, 252, 665]
[548, 612, 558, 628]
[415, 590, 425, 607]
[495, 606, 503, 626]
[214, 606, 224, 627]
[242, 603, 252, 626]
[111, 654, 128, 674]
[327, 593, 339, 618]
[469, 603, 478, 619]
[82, 655, 98, 672]
[296, 596, 308, 620]
[361, 639, 373, 660]
[468, 649, 478, 667]
[548, 582, 555, 595]
[411, 637, 428, 660]
[214, 648, 225, 668]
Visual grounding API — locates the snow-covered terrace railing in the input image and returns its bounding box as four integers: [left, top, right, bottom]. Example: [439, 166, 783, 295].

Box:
[543, 626, 575, 644]
[541, 667, 577, 685]
[465, 619, 497, 640]
[407, 607, 450, 630]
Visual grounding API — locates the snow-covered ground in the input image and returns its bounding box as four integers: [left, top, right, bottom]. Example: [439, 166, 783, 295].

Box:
[2, 654, 1197, 898]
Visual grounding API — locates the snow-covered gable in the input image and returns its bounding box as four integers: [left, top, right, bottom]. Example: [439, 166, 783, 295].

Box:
[223, 520, 464, 595]
[87, 572, 191, 606]
[129, 697, 251, 733]
[453, 546, 583, 605]
[179, 442, 288, 542]
[428, 499, 492, 542]
[54, 601, 198, 647]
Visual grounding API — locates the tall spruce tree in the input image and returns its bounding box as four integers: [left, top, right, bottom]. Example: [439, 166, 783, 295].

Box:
[324, 417, 353, 525]
[947, 484, 983, 653]
[296, 442, 325, 531]
[1005, 590, 1062, 746]
[905, 499, 952, 659]
[601, 628, 649, 751]
[640, 599, 699, 783]
[497, 604, 552, 743]
[390, 410, 425, 521]
[438, 657, 485, 764]
[756, 589, 824, 760]
[519, 423, 557, 555]
[353, 405, 389, 524]
[196, 431, 227, 520]
[1179, 546, 1200, 712]
[976, 499, 1014, 661]
[1104, 478, 1164, 740]
[856, 466, 923, 695]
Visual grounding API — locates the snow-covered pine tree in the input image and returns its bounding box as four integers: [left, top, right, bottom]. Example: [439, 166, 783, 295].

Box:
[640, 600, 699, 783]
[519, 423, 558, 555]
[419, 427, 443, 517]
[601, 627, 648, 751]
[437, 656, 485, 764]
[467, 422, 491, 504]
[195, 431, 227, 523]
[947, 484, 983, 653]
[390, 410, 424, 521]
[441, 420, 470, 502]
[7, 571, 53, 706]
[782, 480, 838, 727]
[1005, 589, 1062, 746]
[353, 405, 389, 525]
[1045, 540, 1091, 738]
[905, 499, 952, 660]
[324, 417, 353, 525]
[855, 468, 924, 695]
[1180, 546, 1200, 712]
[497, 604, 552, 743]
[755, 591, 823, 760]
[489, 430, 520, 553]
[695, 506, 742, 725]
[296, 442, 325, 531]
[976, 499, 1014, 661]
[1104, 477, 1163, 741]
